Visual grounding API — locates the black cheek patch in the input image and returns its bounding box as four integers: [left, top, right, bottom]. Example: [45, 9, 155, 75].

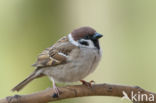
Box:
[79, 41, 89, 46]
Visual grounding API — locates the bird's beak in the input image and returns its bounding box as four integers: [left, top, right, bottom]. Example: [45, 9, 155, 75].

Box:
[92, 33, 103, 40]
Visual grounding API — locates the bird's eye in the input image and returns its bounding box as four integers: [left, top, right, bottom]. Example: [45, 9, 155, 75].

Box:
[84, 36, 89, 39]
[79, 40, 89, 46]
[84, 35, 92, 39]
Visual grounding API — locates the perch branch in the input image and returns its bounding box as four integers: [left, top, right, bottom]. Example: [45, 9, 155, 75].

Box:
[0, 83, 155, 103]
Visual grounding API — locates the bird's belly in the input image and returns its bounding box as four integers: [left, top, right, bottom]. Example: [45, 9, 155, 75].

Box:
[43, 48, 101, 82]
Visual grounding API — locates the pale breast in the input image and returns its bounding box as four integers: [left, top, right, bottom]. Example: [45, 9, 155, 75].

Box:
[43, 47, 101, 83]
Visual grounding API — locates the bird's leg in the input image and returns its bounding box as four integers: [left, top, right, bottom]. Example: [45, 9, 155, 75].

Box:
[80, 80, 95, 88]
[50, 77, 60, 98]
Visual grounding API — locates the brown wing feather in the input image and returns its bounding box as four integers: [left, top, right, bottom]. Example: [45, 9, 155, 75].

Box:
[32, 36, 76, 68]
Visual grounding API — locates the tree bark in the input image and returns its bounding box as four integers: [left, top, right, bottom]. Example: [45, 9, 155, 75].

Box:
[0, 83, 155, 103]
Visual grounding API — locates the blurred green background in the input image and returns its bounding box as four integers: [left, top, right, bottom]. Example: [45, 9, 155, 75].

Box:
[0, 0, 156, 103]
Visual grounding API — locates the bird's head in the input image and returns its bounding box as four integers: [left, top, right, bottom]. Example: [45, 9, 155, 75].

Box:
[68, 26, 103, 49]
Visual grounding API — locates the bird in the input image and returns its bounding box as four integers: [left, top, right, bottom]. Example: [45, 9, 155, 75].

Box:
[11, 26, 103, 97]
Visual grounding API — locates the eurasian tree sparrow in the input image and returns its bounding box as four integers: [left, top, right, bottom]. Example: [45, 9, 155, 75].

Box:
[12, 26, 103, 97]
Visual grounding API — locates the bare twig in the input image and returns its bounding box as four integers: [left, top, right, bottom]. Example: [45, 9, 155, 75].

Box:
[0, 83, 155, 103]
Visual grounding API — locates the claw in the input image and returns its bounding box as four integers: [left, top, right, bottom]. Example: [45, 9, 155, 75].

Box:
[52, 93, 59, 98]
[53, 87, 60, 98]
[52, 83, 61, 98]
[80, 80, 95, 88]
[50, 77, 61, 98]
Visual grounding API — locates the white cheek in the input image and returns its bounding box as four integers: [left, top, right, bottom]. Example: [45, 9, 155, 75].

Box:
[86, 40, 95, 48]
[68, 34, 95, 49]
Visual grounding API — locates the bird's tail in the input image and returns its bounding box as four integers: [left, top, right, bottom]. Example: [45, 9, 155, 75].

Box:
[11, 70, 43, 92]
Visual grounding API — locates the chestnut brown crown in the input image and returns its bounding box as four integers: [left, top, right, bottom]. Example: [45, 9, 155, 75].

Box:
[71, 26, 96, 40]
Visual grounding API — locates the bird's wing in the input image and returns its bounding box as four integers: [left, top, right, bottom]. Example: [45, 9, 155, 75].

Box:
[32, 36, 77, 68]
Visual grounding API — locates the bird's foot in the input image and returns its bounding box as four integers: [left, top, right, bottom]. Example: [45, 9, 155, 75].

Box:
[52, 85, 61, 98]
[80, 80, 95, 88]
